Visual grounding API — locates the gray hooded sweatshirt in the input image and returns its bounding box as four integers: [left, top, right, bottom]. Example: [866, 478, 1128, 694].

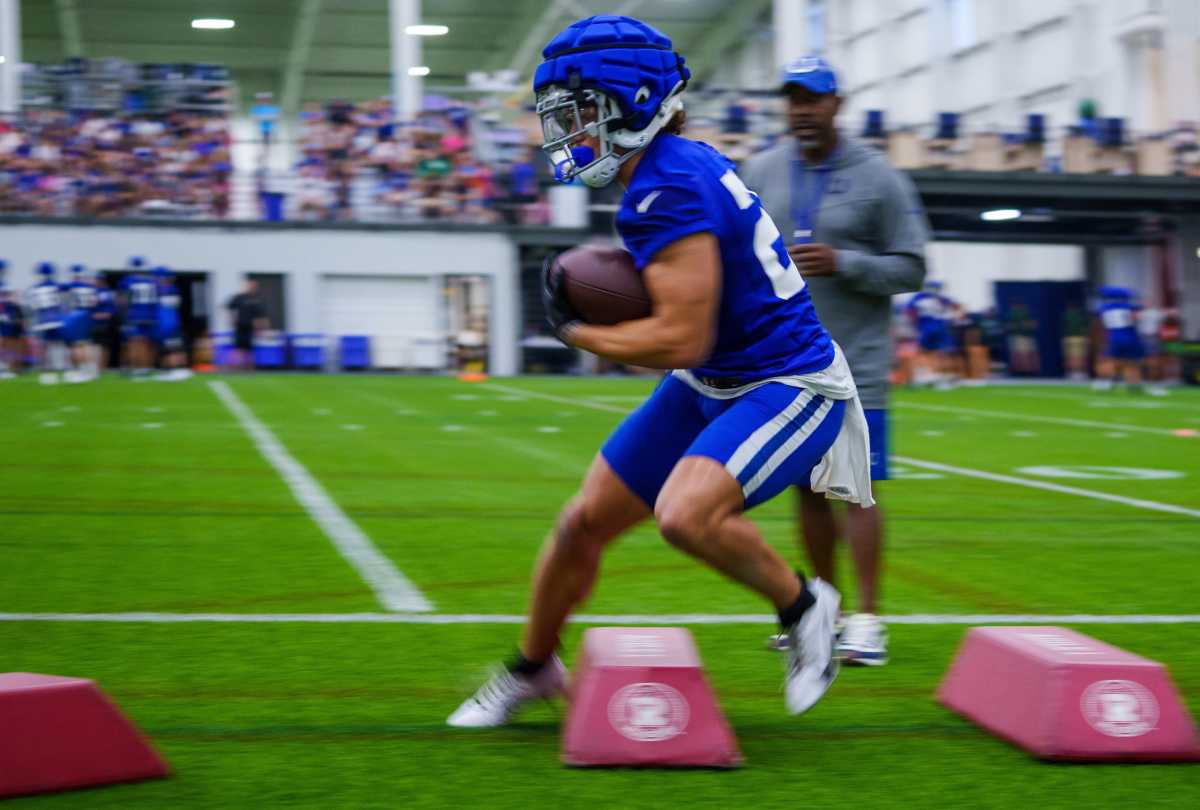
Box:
[740, 135, 929, 408]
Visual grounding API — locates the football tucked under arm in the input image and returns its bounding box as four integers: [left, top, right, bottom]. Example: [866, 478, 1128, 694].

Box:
[564, 233, 720, 370]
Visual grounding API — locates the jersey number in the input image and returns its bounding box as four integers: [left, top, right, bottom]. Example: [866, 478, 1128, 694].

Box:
[719, 170, 805, 300]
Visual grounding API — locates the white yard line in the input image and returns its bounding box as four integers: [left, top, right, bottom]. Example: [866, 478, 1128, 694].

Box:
[895, 455, 1200, 519]
[207, 381, 433, 612]
[1008, 390, 1198, 411]
[353, 388, 586, 474]
[483, 383, 629, 414]
[898, 401, 1176, 436]
[0, 612, 1197, 625]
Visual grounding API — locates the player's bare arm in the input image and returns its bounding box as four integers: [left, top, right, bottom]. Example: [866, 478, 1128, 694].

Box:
[563, 233, 720, 369]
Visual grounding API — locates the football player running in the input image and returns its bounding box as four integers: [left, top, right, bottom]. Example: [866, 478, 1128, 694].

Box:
[449, 16, 873, 728]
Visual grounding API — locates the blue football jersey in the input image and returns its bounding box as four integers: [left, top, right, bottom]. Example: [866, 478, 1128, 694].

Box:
[615, 134, 833, 379]
[27, 281, 65, 329]
[96, 288, 116, 316]
[157, 279, 181, 314]
[67, 281, 99, 313]
[121, 274, 159, 322]
[0, 300, 23, 335]
[1099, 300, 1137, 337]
[907, 291, 951, 332]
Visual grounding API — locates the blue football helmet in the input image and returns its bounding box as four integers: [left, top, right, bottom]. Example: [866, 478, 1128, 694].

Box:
[533, 15, 690, 188]
[37, 262, 56, 279]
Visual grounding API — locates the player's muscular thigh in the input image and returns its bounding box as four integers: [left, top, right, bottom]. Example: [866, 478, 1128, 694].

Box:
[555, 454, 649, 555]
[655, 456, 742, 551]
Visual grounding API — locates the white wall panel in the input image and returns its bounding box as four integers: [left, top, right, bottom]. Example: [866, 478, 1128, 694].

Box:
[0, 223, 521, 374]
[895, 10, 931, 72]
[926, 242, 1085, 311]
[893, 68, 933, 128]
[1016, 19, 1071, 95]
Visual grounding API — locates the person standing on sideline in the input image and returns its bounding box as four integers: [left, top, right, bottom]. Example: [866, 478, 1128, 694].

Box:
[225, 278, 267, 372]
[742, 57, 929, 666]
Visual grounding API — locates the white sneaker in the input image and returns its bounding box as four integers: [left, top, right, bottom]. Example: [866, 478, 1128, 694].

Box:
[1145, 385, 1168, 397]
[447, 655, 566, 728]
[784, 577, 840, 715]
[837, 613, 889, 667]
[38, 372, 60, 386]
[766, 614, 845, 652]
[0, 371, 16, 380]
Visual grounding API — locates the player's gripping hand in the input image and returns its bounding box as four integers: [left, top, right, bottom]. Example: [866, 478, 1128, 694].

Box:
[541, 254, 582, 344]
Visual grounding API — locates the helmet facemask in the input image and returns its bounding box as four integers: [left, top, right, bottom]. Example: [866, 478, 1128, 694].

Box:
[536, 81, 685, 188]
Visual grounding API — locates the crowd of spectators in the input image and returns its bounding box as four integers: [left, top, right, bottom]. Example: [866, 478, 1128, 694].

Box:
[1, 93, 549, 226]
[0, 110, 233, 218]
[290, 99, 547, 225]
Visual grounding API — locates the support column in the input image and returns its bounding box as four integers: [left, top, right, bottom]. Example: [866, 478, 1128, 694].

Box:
[0, 0, 21, 115]
[1163, 0, 1200, 125]
[773, 0, 807, 68]
[1173, 216, 1200, 341]
[389, 0, 422, 121]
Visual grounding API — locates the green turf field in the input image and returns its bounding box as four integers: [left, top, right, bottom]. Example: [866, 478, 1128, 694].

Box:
[2, 374, 1198, 808]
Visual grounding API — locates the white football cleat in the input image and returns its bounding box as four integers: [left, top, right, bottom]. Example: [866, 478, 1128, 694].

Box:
[837, 613, 889, 667]
[766, 613, 845, 652]
[784, 577, 841, 715]
[447, 655, 566, 728]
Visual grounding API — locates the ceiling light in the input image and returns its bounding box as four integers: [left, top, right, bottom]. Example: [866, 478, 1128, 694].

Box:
[408, 66, 431, 77]
[406, 24, 449, 36]
[981, 208, 1022, 222]
[0, 56, 6, 64]
[192, 19, 235, 30]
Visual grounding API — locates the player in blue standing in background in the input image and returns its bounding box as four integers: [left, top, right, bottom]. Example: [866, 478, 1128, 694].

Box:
[26, 262, 68, 385]
[63, 264, 100, 383]
[1094, 285, 1152, 393]
[120, 257, 159, 379]
[0, 260, 25, 379]
[154, 265, 192, 381]
[906, 279, 956, 388]
[450, 15, 874, 729]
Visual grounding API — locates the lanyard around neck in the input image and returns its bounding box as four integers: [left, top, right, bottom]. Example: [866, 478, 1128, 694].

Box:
[790, 144, 838, 244]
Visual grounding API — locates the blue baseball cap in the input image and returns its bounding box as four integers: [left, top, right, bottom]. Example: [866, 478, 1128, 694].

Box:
[781, 56, 838, 95]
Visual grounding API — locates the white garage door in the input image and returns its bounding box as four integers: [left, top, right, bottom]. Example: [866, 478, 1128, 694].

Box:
[321, 275, 445, 369]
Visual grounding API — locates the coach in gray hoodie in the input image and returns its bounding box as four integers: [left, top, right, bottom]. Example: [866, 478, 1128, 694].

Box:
[742, 57, 928, 666]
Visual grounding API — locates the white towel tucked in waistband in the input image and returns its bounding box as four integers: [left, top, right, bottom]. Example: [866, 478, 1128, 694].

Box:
[672, 342, 875, 507]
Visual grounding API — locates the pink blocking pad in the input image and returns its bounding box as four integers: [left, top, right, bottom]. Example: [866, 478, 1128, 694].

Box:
[562, 627, 742, 767]
[0, 673, 170, 798]
[937, 627, 1200, 762]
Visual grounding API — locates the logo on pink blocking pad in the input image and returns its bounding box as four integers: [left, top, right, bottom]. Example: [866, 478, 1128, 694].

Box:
[607, 683, 690, 742]
[1082, 680, 1160, 738]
